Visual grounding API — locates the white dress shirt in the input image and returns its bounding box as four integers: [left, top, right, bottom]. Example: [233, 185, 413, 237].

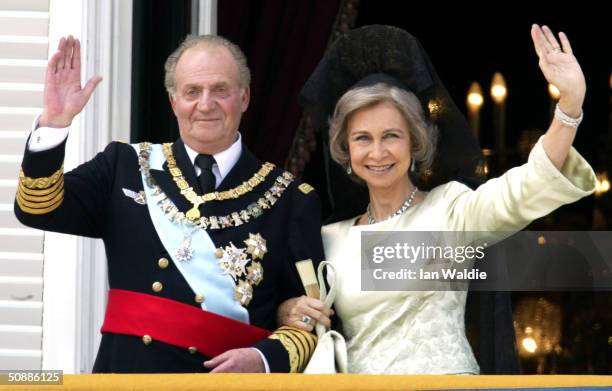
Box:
[183, 134, 242, 189]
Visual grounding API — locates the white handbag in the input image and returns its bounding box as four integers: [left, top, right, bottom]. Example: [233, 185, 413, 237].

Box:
[303, 261, 348, 374]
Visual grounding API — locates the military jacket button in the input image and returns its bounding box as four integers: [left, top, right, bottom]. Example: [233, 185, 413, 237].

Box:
[152, 281, 163, 292]
[158, 257, 169, 269]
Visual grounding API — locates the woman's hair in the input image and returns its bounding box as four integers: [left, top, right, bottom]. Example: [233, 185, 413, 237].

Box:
[328, 82, 438, 182]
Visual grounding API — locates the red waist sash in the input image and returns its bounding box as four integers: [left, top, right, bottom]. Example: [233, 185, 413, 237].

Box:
[101, 289, 272, 357]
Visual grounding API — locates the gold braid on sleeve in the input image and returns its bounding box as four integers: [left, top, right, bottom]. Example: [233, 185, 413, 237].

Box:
[16, 165, 65, 215]
[267, 326, 318, 373]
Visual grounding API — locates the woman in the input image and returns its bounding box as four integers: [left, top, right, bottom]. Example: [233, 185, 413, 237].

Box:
[279, 24, 596, 374]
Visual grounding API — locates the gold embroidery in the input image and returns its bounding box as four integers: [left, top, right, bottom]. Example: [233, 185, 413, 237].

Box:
[18, 177, 64, 196]
[16, 166, 65, 215]
[16, 192, 63, 215]
[275, 330, 306, 371]
[303, 331, 317, 352]
[17, 189, 64, 208]
[280, 327, 317, 372]
[19, 166, 64, 189]
[288, 327, 317, 353]
[18, 179, 64, 202]
[268, 326, 317, 373]
[269, 330, 300, 373]
[298, 183, 314, 194]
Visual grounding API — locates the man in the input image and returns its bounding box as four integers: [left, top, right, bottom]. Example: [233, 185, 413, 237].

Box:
[14, 34, 327, 373]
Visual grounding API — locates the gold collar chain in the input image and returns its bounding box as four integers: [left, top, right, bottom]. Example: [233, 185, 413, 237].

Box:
[162, 143, 275, 222]
[138, 142, 294, 233]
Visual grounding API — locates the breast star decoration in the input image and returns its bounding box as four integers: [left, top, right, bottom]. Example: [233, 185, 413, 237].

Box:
[244, 233, 267, 260]
[215, 233, 267, 307]
[216, 243, 249, 281]
[235, 280, 253, 306]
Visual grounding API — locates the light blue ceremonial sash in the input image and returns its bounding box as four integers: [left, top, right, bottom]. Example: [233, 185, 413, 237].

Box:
[132, 144, 249, 324]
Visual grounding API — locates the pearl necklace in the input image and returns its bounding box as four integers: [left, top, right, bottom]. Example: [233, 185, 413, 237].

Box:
[367, 187, 418, 224]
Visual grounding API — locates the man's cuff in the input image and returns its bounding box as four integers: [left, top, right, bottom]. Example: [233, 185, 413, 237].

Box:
[255, 326, 317, 373]
[28, 114, 70, 152]
[252, 348, 271, 373]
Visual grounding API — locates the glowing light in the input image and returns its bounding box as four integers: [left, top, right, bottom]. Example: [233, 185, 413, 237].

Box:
[467, 82, 484, 110]
[514, 298, 561, 358]
[467, 93, 483, 107]
[548, 84, 560, 100]
[595, 172, 610, 196]
[491, 72, 507, 103]
[537, 236, 546, 246]
[479, 149, 493, 177]
[522, 337, 537, 353]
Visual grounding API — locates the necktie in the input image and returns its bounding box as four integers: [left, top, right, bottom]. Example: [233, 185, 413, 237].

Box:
[195, 154, 216, 194]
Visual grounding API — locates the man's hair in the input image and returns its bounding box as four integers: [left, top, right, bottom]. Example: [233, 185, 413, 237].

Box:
[164, 35, 251, 94]
[328, 82, 438, 182]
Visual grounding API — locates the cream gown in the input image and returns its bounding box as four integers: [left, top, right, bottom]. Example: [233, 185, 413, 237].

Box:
[321, 137, 596, 374]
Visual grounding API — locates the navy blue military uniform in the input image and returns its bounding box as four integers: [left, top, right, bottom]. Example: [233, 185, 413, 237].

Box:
[15, 137, 324, 373]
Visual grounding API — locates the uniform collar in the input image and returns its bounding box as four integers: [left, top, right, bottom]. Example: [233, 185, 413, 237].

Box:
[183, 133, 242, 184]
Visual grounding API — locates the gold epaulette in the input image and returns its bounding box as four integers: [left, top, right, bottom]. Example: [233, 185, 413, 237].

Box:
[16, 165, 64, 215]
[268, 325, 317, 373]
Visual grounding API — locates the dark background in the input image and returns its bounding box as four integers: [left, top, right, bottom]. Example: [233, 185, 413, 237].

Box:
[354, 1, 611, 166]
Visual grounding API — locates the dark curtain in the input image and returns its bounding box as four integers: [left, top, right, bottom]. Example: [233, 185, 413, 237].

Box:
[218, 0, 341, 166]
[131, 0, 192, 143]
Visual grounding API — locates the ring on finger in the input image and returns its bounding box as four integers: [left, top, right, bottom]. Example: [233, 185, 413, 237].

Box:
[552, 46, 562, 53]
[302, 315, 312, 325]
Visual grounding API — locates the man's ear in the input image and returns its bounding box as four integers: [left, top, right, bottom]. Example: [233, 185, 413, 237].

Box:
[169, 93, 177, 114]
[241, 86, 250, 112]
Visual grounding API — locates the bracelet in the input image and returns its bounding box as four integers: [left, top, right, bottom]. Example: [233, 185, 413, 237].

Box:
[554, 103, 583, 128]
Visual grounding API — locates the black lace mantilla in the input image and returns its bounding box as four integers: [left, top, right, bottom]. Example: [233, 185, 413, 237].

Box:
[300, 25, 485, 222]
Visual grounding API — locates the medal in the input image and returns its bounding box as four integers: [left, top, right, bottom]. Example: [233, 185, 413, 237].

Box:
[216, 242, 249, 281]
[214, 233, 268, 307]
[244, 233, 267, 260]
[186, 206, 201, 222]
[247, 261, 264, 286]
[234, 280, 253, 306]
[175, 238, 194, 262]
